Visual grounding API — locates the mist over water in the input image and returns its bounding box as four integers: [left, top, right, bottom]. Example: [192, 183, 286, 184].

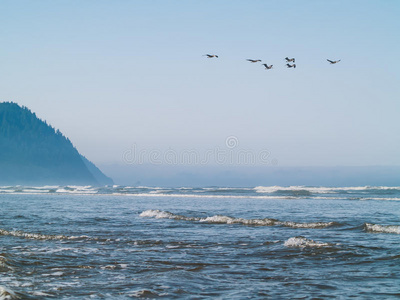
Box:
[0, 187, 399, 298]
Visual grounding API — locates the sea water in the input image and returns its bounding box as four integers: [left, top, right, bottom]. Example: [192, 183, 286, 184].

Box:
[0, 186, 399, 299]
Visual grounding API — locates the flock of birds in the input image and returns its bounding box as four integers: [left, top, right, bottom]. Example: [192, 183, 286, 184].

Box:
[203, 54, 341, 70]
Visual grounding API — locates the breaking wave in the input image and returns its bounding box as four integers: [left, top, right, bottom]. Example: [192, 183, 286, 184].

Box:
[140, 209, 277, 225]
[0, 185, 399, 201]
[0, 286, 18, 300]
[364, 223, 400, 234]
[281, 221, 338, 229]
[127, 289, 163, 298]
[140, 210, 337, 228]
[0, 228, 88, 241]
[0, 185, 399, 204]
[284, 236, 333, 248]
[0, 254, 15, 272]
[254, 185, 400, 194]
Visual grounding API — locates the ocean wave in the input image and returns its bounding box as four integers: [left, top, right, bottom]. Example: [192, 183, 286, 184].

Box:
[360, 197, 400, 201]
[199, 215, 277, 226]
[1, 185, 399, 201]
[140, 210, 277, 225]
[284, 236, 332, 248]
[139, 209, 199, 221]
[140, 210, 339, 228]
[254, 185, 400, 194]
[127, 289, 163, 298]
[128, 193, 293, 199]
[0, 228, 88, 241]
[0, 286, 18, 300]
[281, 221, 338, 229]
[0, 186, 289, 198]
[0, 255, 14, 272]
[255, 186, 336, 194]
[364, 223, 400, 234]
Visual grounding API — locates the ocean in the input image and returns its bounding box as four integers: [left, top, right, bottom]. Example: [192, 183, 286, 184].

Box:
[0, 186, 399, 299]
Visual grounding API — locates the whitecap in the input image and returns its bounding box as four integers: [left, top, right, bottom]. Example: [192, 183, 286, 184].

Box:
[140, 210, 276, 226]
[0, 285, 18, 300]
[280, 221, 337, 229]
[32, 291, 53, 297]
[200, 215, 276, 226]
[254, 185, 400, 194]
[0, 228, 88, 241]
[141, 210, 339, 228]
[365, 223, 400, 234]
[131, 193, 291, 199]
[284, 236, 331, 248]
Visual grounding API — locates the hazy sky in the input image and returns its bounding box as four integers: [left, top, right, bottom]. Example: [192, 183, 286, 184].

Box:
[1, 0, 399, 168]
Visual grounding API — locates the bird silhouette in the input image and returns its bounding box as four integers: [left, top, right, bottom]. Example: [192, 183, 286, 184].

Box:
[285, 57, 295, 63]
[262, 64, 273, 69]
[247, 59, 262, 63]
[286, 63, 296, 68]
[327, 59, 341, 64]
[203, 54, 218, 58]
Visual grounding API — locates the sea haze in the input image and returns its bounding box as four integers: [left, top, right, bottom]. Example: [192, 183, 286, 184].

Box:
[99, 164, 400, 187]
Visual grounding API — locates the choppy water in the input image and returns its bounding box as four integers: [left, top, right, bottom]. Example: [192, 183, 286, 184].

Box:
[0, 186, 399, 299]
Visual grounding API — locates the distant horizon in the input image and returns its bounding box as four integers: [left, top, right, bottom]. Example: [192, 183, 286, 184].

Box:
[99, 164, 400, 187]
[2, 100, 399, 187]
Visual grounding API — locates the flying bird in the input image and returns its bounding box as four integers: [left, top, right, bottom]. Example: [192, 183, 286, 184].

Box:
[247, 59, 262, 63]
[262, 64, 273, 69]
[203, 54, 218, 58]
[327, 59, 341, 64]
[286, 64, 296, 68]
[285, 57, 295, 63]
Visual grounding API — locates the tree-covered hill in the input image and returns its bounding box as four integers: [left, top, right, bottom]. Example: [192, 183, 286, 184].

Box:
[0, 102, 113, 185]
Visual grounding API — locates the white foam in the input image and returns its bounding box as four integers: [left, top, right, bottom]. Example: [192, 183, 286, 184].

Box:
[200, 215, 276, 226]
[362, 197, 400, 201]
[132, 193, 291, 199]
[284, 236, 331, 248]
[139, 210, 199, 221]
[140, 209, 181, 219]
[0, 286, 18, 300]
[141, 210, 337, 228]
[0, 228, 87, 241]
[38, 185, 60, 189]
[22, 189, 49, 193]
[32, 291, 52, 297]
[0, 256, 13, 271]
[55, 188, 97, 194]
[365, 223, 400, 234]
[280, 221, 337, 229]
[141, 210, 276, 226]
[255, 185, 400, 194]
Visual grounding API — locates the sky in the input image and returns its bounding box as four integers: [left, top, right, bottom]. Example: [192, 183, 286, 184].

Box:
[1, 1, 400, 184]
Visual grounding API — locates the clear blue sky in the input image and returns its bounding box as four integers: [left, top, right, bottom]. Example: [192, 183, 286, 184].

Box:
[1, 0, 399, 168]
